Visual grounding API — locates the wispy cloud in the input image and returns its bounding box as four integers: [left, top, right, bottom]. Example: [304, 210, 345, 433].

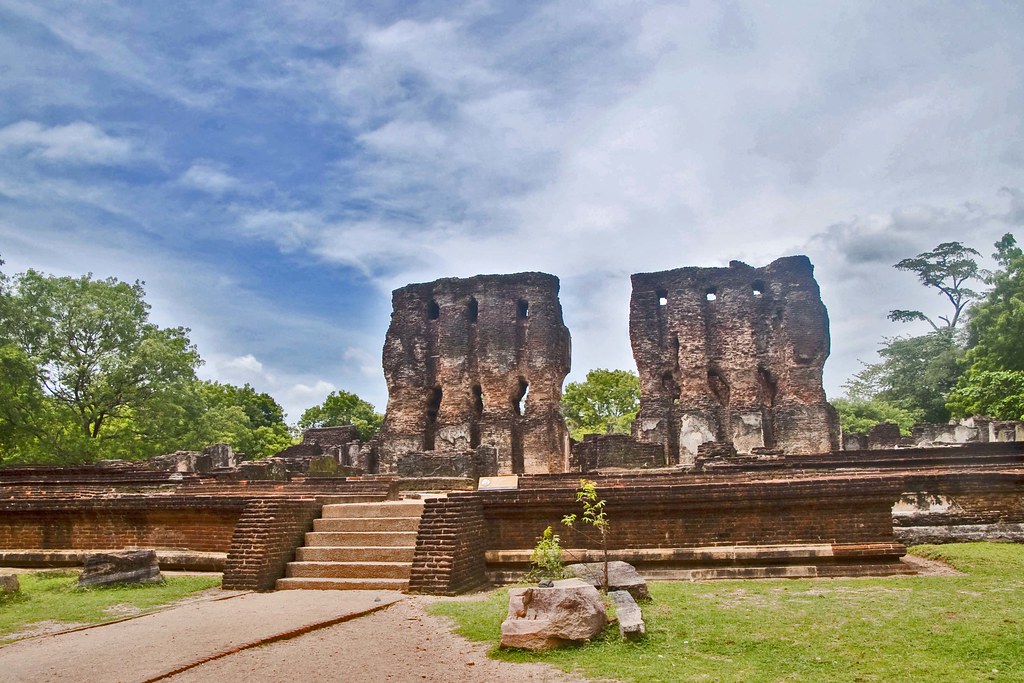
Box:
[178, 162, 242, 195]
[0, 120, 140, 164]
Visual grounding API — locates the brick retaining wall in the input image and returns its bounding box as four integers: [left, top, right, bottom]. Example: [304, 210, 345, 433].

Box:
[222, 498, 323, 591]
[408, 494, 490, 595]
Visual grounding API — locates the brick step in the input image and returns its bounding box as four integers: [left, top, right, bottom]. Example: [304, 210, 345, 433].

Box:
[320, 502, 425, 519]
[304, 531, 419, 547]
[285, 561, 412, 580]
[295, 546, 416, 563]
[313, 516, 421, 532]
[275, 577, 410, 591]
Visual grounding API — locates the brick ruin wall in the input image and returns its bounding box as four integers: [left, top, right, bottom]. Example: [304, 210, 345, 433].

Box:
[408, 476, 909, 593]
[377, 272, 571, 475]
[0, 467, 401, 589]
[629, 256, 840, 465]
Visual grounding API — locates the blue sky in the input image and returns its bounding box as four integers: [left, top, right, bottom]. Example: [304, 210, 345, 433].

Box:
[1, 1, 1022, 420]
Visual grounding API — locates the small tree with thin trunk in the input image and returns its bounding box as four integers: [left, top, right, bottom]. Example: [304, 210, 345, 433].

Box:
[561, 479, 610, 593]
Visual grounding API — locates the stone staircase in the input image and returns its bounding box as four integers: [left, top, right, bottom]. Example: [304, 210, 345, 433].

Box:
[276, 500, 424, 591]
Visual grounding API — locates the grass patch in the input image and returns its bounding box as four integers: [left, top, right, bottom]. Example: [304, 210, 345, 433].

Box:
[429, 543, 1024, 682]
[0, 571, 221, 643]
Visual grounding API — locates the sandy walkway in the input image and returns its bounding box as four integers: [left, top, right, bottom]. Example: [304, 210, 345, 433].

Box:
[0, 590, 590, 683]
[0, 590, 403, 682]
[166, 597, 588, 683]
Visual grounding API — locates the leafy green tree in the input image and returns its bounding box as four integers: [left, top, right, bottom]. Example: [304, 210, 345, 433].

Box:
[561, 369, 640, 441]
[843, 240, 982, 428]
[961, 233, 1024, 372]
[0, 270, 200, 444]
[0, 269, 202, 463]
[947, 233, 1024, 419]
[947, 369, 1024, 420]
[830, 397, 923, 436]
[844, 330, 965, 424]
[888, 241, 981, 330]
[297, 389, 383, 441]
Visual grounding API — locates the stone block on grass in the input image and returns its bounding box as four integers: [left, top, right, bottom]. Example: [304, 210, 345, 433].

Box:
[77, 550, 162, 588]
[500, 578, 607, 650]
[610, 590, 645, 640]
[0, 574, 19, 594]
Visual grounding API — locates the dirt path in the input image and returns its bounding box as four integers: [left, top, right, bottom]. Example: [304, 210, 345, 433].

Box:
[165, 597, 590, 683]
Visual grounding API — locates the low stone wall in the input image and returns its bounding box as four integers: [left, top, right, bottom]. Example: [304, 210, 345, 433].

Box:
[408, 494, 490, 595]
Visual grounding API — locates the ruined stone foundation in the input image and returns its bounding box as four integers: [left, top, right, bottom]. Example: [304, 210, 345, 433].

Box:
[376, 272, 571, 475]
[629, 256, 839, 465]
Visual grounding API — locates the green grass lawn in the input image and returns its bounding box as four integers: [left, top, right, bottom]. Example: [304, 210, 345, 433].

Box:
[0, 571, 222, 643]
[429, 543, 1024, 682]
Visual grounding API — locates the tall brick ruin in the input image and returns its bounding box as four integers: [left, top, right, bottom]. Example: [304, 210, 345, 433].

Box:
[377, 272, 571, 475]
[630, 256, 840, 465]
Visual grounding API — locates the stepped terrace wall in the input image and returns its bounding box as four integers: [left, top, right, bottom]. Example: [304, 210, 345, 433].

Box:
[0, 466, 398, 588]
[409, 475, 909, 593]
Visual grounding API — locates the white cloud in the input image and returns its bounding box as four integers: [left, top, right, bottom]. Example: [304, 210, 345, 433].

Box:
[0, 120, 139, 165]
[179, 162, 241, 194]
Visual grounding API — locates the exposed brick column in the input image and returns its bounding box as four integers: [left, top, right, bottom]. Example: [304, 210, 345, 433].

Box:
[222, 498, 322, 591]
[408, 493, 490, 595]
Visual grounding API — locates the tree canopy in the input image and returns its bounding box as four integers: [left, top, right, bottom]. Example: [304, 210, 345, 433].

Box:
[946, 234, 1024, 420]
[887, 241, 981, 330]
[839, 233, 1024, 430]
[0, 263, 295, 464]
[297, 390, 383, 441]
[561, 369, 640, 441]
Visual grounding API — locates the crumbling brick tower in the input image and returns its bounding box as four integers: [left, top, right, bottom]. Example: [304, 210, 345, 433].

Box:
[630, 256, 840, 465]
[377, 272, 572, 475]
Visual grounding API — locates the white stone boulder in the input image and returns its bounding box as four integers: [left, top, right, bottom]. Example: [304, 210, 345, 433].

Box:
[500, 578, 608, 650]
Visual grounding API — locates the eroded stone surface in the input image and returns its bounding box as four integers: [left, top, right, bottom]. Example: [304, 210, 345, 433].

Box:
[565, 561, 650, 601]
[77, 549, 162, 588]
[609, 590, 645, 640]
[0, 574, 19, 593]
[500, 579, 607, 650]
[377, 272, 571, 475]
[629, 256, 839, 463]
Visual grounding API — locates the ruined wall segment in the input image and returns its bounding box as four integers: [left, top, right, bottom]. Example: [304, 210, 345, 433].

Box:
[377, 272, 571, 475]
[629, 256, 839, 464]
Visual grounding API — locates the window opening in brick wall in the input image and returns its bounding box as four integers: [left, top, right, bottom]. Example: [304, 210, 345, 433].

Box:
[427, 300, 440, 320]
[705, 287, 717, 301]
[517, 299, 529, 319]
[752, 280, 764, 297]
[468, 297, 479, 323]
[512, 378, 529, 416]
[424, 387, 442, 450]
[656, 289, 668, 306]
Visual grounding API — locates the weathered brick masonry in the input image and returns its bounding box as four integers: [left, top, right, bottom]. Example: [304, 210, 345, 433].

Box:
[0, 466, 398, 589]
[408, 494, 490, 595]
[222, 498, 323, 591]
